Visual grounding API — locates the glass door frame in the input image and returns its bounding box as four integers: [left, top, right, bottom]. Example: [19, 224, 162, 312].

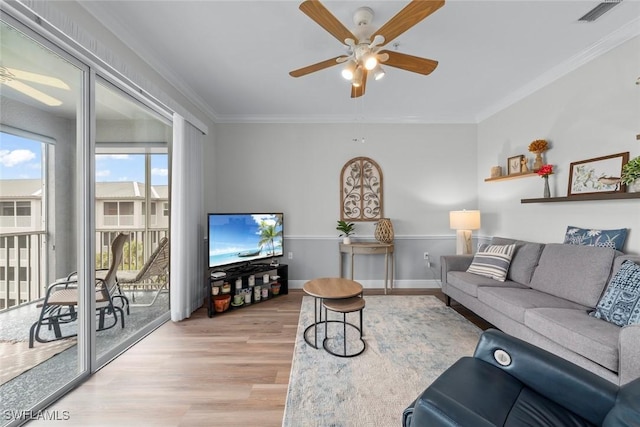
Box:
[1, 3, 173, 423]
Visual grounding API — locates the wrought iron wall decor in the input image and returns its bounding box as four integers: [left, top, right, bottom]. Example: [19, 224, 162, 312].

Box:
[340, 156, 383, 221]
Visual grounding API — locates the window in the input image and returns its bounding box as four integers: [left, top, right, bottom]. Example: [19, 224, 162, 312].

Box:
[0, 202, 14, 216]
[103, 201, 134, 226]
[120, 202, 133, 215]
[104, 202, 118, 215]
[16, 201, 31, 216]
[163, 202, 169, 216]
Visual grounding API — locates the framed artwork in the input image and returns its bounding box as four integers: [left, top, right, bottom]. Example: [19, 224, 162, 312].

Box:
[507, 155, 524, 175]
[340, 156, 383, 221]
[568, 152, 629, 196]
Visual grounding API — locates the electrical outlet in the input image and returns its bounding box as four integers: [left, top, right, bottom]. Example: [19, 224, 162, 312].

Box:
[424, 252, 431, 268]
[288, 252, 293, 260]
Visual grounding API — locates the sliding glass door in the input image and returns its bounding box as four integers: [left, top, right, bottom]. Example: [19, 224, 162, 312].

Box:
[94, 79, 171, 362]
[0, 8, 172, 426]
[0, 15, 86, 424]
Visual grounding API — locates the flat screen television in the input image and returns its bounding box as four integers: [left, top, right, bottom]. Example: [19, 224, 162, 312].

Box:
[207, 213, 284, 269]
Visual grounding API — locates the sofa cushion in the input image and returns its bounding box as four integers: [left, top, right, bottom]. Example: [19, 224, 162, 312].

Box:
[564, 225, 628, 251]
[525, 308, 619, 372]
[466, 243, 515, 281]
[529, 244, 616, 308]
[591, 260, 640, 327]
[491, 237, 545, 285]
[447, 271, 528, 297]
[477, 287, 588, 324]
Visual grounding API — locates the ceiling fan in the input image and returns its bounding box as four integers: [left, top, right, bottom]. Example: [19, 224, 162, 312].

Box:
[289, 0, 445, 98]
[0, 65, 68, 106]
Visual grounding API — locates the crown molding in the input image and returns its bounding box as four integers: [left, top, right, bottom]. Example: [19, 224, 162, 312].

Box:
[476, 18, 640, 123]
[213, 113, 475, 124]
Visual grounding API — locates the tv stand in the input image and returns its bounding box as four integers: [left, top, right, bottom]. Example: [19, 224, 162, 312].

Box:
[207, 263, 288, 318]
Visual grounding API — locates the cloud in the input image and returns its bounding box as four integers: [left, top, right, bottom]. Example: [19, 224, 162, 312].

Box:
[96, 170, 111, 177]
[0, 149, 36, 167]
[96, 154, 130, 161]
[151, 168, 168, 176]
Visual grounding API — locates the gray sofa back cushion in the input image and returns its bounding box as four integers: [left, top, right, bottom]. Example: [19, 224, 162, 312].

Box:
[529, 243, 616, 308]
[491, 237, 545, 285]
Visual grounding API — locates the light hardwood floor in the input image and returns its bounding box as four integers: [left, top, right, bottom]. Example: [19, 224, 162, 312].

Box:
[31, 289, 489, 426]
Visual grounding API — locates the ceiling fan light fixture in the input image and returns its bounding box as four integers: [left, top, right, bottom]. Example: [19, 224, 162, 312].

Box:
[341, 59, 357, 80]
[352, 66, 364, 87]
[373, 65, 385, 81]
[363, 53, 378, 70]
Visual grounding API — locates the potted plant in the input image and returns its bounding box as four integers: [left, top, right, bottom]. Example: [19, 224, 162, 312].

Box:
[622, 156, 640, 192]
[336, 220, 355, 244]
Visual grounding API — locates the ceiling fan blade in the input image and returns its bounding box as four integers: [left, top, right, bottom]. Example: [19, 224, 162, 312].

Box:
[372, 0, 445, 46]
[379, 50, 438, 75]
[3, 79, 63, 106]
[299, 0, 357, 44]
[351, 69, 368, 98]
[5, 67, 70, 90]
[289, 56, 348, 77]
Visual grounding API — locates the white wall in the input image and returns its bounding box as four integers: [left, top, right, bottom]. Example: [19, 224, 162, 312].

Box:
[206, 123, 477, 286]
[477, 36, 640, 254]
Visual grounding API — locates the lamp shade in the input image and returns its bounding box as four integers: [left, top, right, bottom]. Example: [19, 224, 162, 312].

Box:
[449, 210, 481, 230]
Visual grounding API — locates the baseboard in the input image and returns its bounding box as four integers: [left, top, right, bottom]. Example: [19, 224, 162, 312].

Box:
[289, 279, 441, 290]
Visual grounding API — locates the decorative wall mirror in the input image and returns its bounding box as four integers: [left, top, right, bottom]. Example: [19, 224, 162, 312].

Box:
[340, 156, 383, 221]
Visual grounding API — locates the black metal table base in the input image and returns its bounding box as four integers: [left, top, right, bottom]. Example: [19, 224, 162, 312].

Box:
[322, 306, 366, 358]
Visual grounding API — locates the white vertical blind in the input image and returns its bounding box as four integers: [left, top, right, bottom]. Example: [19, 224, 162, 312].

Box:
[170, 114, 205, 321]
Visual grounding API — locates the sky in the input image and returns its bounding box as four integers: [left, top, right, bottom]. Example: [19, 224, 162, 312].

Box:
[0, 132, 168, 185]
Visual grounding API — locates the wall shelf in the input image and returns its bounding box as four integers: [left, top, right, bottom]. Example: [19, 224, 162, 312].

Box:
[484, 171, 538, 182]
[521, 192, 640, 203]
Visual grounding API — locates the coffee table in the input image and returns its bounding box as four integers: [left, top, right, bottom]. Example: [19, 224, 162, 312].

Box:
[302, 277, 363, 350]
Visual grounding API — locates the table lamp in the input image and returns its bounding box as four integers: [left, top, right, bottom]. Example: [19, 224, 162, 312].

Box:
[449, 210, 481, 255]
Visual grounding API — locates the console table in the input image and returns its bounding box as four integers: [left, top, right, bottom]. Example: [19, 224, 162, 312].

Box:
[339, 242, 394, 294]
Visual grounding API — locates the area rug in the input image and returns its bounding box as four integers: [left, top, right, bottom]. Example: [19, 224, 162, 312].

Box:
[0, 338, 76, 385]
[283, 295, 482, 427]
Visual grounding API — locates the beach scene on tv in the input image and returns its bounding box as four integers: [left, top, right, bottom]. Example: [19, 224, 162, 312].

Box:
[209, 213, 283, 268]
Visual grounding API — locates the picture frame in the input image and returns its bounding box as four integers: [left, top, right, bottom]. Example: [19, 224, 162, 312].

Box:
[568, 152, 629, 196]
[507, 155, 524, 175]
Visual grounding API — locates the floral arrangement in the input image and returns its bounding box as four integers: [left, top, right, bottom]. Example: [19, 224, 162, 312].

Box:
[528, 139, 548, 153]
[537, 164, 553, 177]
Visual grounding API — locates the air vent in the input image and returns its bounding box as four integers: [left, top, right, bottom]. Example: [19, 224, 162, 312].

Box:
[578, 0, 623, 22]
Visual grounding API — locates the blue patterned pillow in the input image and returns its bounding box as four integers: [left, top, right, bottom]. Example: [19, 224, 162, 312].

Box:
[564, 226, 627, 251]
[466, 244, 515, 282]
[591, 260, 640, 326]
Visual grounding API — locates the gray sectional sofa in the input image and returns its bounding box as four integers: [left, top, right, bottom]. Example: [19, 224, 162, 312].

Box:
[441, 237, 640, 385]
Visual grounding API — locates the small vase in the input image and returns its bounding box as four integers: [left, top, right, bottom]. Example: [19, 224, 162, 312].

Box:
[374, 218, 394, 243]
[343, 236, 351, 244]
[628, 179, 640, 193]
[543, 176, 551, 198]
[533, 151, 544, 171]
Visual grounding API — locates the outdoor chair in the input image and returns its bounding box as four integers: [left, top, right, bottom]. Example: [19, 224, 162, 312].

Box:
[28, 233, 128, 348]
[118, 237, 169, 307]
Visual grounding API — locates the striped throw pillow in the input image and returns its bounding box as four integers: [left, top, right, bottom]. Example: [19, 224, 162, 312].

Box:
[466, 244, 516, 282]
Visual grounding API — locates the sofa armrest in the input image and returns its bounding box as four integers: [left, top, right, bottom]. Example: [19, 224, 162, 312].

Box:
[474, 329, 618, 426]
[440, 255, 473, 283]
[619, 324, 640, 385]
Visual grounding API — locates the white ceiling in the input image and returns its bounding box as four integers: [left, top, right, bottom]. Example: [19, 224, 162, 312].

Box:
[78, 0, 640, 124]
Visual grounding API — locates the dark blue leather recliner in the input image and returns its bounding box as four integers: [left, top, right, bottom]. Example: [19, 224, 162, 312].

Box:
[403, 329, 640, 427]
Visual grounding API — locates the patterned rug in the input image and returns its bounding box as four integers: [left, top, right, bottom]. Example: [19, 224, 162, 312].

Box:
[0, 339, 76, 385]
[283, 295, 482, 427]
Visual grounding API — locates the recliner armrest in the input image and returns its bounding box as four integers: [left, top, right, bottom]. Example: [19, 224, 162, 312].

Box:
[474, 329, 618, 426]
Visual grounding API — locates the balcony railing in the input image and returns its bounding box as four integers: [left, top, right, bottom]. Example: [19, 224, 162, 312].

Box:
[0, 228, 168, 312]
[0, 231, 46, 310]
